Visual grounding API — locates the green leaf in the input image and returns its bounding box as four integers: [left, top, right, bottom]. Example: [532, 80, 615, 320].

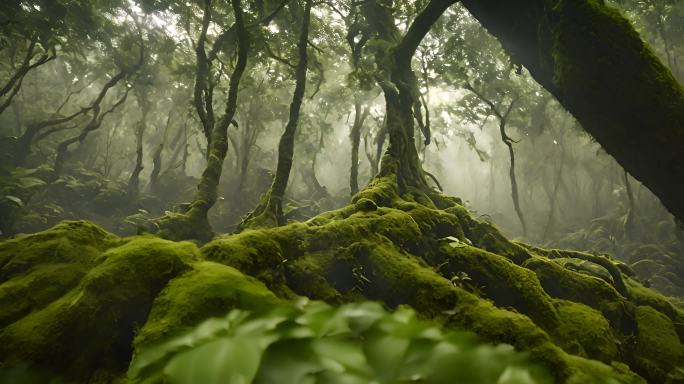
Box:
[3, 195, 23, 207]
[164, 337, 264, 384]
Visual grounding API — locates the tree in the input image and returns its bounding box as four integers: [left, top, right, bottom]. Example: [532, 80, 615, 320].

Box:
[239, 0, 313, 229]
[155, 0, 250, 241]
[461, 0, 684, 223]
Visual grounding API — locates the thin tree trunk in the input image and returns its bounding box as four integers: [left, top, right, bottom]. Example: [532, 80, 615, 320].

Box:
[183, 0, 249, 229]
[150, 112, 173, 194]
[542, 140, 566, 242]
[239, 0, 312, 229]
[624, 171, 636, 239]
[465, 84, 527, 237]
[350, 99, 370, 195]
[128, 90, 150, 198]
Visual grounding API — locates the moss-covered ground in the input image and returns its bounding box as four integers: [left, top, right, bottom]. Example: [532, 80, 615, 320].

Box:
[1, 176, 683, 383]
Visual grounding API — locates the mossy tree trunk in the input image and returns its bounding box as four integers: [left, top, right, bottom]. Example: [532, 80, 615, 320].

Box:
[461, 0, 684, 222]
[350, 98, 370, 196]
[238, 0, 312, 230]
[192, 0, 216, 154]
[156, 0, 249, 241]
[361, 0, 455, 194]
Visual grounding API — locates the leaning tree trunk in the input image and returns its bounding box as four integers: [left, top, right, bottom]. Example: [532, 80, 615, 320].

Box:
[238, 0, 312, 230]
[461, 0, 684, 223]
[155, 0, 249, 242]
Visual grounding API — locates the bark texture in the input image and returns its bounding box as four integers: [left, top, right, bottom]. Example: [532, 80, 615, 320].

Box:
[461, 0, 684, 222]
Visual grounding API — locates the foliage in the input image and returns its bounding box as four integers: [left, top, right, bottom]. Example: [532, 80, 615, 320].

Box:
[129, 300, 552, 384]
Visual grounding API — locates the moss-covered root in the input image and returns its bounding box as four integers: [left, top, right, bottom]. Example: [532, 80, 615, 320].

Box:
[293, 239, 644, 384]
[202, 228, 636, 382]
[152, 211, 214, 243]
[0, 229, 196, 381]
[134, 261, 281, 348]
[202, 185, 684, 383]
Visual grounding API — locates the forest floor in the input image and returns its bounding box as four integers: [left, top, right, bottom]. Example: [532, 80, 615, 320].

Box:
[1, 175, 683, 383]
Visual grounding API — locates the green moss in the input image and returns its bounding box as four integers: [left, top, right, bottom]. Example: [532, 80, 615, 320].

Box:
[627, 277, 684, 324]
[153, 211, 213, 243]
[0, 236, 194, 380]
[523, 256, 622, 311]
[431, 244, 559, 331]
[631, 305, 684, 382]
[3, 188, 683, 384]
[351, 174, 401, 207]
[134, 261, 280, 347]
[0, 220, 116, 282]
[0, 263, 87, 327]
[284, 252, 346, 303]
[202, 229, 288, 290]
[446, 206, 532, 264]
[551, 300, 620, 363]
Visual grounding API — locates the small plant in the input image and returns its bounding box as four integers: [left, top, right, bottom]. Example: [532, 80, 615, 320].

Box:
[129, 300, 551, 384]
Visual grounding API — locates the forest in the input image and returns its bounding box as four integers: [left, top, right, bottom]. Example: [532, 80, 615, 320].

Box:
[1, 0, 684, 382]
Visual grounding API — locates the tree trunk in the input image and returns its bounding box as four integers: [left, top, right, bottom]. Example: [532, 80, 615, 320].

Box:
[350, 99, 370, 196]
[128, 91, 150, 198]
[156, 0, 249, 241]
[238, 0, 312, 229]
[361, 0, 455, 193]
[461, 0, 684, 222]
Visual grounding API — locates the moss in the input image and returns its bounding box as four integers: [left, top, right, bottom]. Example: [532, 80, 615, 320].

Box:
[0, 220, 116, 282]
[308, 208, 423, 254]
[0, 236, 194, 380]
[551, 300, 620, 363]
[446, 205, 532, 264]
[351, 174, 401, 207]
[626, 277, 684, 323]
[563, 354, 644, 384]
[153, 211, 213, 243]
[431, 244, 559, 331]
[0, 263, 87, 327]
[401, 201, 465, 240]
[523, 256, 622, 311]
[202, 229, 288, 290]
[3, 187, 683, 383]
[284, 252, 346, 303]
[134, 261, 280, 347]
[631, 305, 684, 382]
